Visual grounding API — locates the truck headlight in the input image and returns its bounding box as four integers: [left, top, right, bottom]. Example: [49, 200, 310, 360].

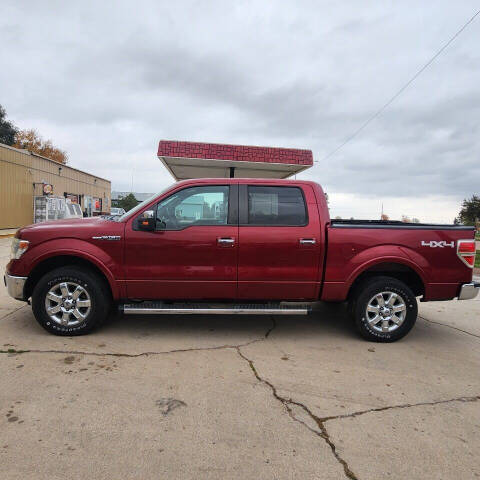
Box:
[10, 238, 30, 260]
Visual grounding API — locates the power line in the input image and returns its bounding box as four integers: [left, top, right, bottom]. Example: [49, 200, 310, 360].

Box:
[316, 9, 480, 164]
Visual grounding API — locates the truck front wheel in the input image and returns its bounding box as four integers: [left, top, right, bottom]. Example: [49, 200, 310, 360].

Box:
[351, 276, 417, 342]
[32, 266, 111, 336]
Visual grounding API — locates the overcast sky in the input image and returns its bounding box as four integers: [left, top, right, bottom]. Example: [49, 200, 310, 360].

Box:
[1, 1, 479, 222]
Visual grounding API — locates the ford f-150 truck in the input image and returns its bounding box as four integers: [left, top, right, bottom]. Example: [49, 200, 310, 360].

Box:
[5, 178, 479, 342]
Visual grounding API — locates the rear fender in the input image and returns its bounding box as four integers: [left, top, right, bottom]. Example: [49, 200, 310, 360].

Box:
[346, 245, 428, 290]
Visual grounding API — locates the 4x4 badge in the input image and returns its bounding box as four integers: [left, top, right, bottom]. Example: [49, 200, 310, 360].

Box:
[421, 240, 454, 248]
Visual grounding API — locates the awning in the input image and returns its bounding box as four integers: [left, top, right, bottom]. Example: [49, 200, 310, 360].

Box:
[158, 140, 313, 180]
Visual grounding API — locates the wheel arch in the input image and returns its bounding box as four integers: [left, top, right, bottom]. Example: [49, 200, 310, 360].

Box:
[24, 254, 116, 300]
[347, 261, 425, 300]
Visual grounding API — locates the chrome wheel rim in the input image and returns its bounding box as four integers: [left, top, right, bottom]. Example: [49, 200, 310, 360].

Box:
[365, 291, 406, 333]
[45, 282, 91, 327]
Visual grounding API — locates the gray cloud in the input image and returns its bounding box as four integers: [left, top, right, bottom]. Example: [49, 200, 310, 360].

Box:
[1, 0, 479, 221]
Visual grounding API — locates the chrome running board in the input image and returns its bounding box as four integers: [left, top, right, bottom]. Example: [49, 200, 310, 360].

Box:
[122, 302, 310, 315]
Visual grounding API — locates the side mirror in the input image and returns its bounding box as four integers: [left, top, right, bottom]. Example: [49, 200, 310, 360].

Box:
[137, 210, 155, 232]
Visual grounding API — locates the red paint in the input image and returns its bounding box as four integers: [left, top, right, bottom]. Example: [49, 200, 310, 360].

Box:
[237, 184, 324, 300]
[124, 224, 238, 300]
[322, 228, 473, 301]
[7, 218, 126, 298]
[7, 179, 475, 303]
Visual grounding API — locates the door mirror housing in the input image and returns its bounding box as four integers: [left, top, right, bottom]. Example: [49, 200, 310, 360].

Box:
[137, 210, 156, 231]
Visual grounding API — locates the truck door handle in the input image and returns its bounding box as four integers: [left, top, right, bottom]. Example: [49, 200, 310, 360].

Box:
[217, 237, 235, 245]
[299, 238, 316, 245]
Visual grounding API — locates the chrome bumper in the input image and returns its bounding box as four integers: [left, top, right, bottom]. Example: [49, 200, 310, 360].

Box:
[458, 282, 480, 301]
[4, 273, 27, 301]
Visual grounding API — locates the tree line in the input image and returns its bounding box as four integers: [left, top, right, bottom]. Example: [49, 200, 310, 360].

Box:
[456, 195, 480, 227]
[0, 104, 68, 164]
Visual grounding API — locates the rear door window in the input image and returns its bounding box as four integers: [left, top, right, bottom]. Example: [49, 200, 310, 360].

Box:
[247, 186, 307, 226]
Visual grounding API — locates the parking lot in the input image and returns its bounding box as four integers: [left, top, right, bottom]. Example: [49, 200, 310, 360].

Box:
[1, 236, 479, 479]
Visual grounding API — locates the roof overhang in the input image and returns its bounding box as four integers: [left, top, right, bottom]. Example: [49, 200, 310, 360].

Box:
[158, 140, 313, 181]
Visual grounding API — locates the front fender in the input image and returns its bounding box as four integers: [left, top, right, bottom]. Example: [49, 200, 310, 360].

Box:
[11, 238, 124, 299]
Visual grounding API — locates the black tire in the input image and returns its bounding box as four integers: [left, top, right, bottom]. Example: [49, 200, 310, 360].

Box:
[32, 266, 111, 336]
[351, 276, 417, 342]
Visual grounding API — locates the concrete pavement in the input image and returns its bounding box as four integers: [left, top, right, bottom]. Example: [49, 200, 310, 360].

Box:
[1, 237, 479, 479]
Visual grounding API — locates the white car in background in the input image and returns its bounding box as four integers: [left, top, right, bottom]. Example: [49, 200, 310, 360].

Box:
[110, 207, 126, 217]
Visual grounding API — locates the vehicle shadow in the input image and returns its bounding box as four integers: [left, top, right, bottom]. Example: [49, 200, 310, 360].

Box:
[99, 300, 458, 347]
[3, 300, 457, 357]
[101, 301, 358, 342]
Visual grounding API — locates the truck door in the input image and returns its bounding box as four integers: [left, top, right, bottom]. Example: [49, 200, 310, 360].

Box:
[124, 184, 238, 300]
[237, 184, 321, 300]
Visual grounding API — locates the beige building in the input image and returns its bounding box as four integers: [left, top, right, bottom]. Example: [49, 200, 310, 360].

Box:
[0, 143, 111, 229]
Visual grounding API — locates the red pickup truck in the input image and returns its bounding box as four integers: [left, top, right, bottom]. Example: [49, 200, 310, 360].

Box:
[5, 178, 479, 342]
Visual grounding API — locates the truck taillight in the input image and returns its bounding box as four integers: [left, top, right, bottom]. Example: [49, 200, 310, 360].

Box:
[457, 239, 476, 268]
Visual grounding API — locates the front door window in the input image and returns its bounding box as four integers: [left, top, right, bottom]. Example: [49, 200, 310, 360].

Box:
[156, 185, 229, 230]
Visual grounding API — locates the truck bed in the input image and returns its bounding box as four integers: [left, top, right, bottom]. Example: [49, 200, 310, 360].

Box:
[330, 219, 473, 230]
[323, 220, 475, 302]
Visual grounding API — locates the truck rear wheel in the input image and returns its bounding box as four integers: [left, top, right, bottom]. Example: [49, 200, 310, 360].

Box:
[351, 276, 417, 342]
[32, 266, 111, 336]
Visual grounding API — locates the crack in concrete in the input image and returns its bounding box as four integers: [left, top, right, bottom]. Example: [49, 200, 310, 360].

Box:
[235, 346, 358, 480]
[0, 304, 28, 321]
[264, 316, 276, 339]
[318, 394, 480, 423]
[419, 315, 480, 339]
[4, 309, 478, 478]
[0, 316, 277, 358]
[236, 341, 480, 480]
[236, 339, 479, 480]
[0, 338, 263, 358]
